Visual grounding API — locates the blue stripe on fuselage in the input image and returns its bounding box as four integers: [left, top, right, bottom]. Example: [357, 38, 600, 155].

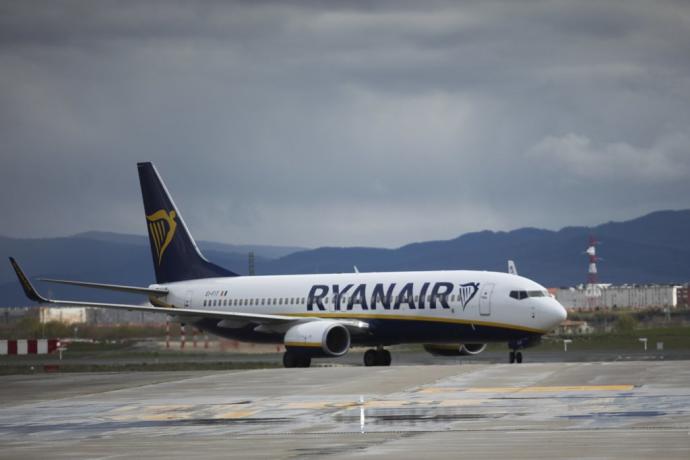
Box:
[193, 317, 541, 347]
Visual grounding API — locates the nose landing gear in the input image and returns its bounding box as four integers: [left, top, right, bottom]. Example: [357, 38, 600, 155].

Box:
[509, 350, 523, 364]
[508, 336, 539, 364]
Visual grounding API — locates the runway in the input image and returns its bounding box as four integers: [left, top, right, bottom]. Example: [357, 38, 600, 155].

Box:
[1, 362, 689, 459]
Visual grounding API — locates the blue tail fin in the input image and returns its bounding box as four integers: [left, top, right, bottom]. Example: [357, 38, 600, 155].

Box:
[137, 162, 238, 283]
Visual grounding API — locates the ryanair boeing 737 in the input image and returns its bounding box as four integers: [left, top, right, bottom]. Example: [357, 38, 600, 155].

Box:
[10, 162, 567, 367]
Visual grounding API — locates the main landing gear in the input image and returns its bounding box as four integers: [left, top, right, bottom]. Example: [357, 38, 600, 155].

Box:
[509, 350, 523, 364]
[283, 350, 312, 368]
[363, 347, 391, 367]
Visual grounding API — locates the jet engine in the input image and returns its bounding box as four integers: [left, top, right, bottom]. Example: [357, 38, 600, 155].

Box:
[284, 321, 351, 357]
[423, 343, 487, 357]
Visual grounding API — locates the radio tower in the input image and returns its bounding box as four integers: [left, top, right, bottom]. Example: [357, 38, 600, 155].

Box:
[584, 235, 601, 309]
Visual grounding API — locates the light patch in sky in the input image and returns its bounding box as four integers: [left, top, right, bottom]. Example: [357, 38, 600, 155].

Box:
[1, 1, 689, 247]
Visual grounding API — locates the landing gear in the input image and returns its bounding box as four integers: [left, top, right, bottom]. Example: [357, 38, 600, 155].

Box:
[364, 347, 391, 367]
[509, 350, 523, 364]
[283, 350, 311, 368]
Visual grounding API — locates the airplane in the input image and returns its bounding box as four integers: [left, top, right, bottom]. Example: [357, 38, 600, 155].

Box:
[9, 162, 567, 367]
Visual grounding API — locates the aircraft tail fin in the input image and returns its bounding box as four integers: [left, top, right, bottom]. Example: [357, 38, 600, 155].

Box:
[137, 162, 238, 284]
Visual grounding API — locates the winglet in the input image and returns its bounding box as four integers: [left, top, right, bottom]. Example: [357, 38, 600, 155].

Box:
[8, 257, 48, 303]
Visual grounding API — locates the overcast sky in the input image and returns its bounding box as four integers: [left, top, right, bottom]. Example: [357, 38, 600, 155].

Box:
[2, 0, 689, 248]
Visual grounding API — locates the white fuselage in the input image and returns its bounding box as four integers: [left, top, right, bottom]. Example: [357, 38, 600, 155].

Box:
[154, 270, 567, 346]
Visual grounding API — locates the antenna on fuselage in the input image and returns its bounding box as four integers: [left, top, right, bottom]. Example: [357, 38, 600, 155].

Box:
[508, 260, 518, 275]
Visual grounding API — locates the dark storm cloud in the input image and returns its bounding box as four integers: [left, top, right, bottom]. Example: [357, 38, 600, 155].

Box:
[1, 1, 689, 247]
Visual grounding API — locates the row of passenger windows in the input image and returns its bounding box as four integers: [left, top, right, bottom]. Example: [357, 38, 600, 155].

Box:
[204, 297, 307, 307]
[203, 294, 463, 308]
[509, 290, 549, 300]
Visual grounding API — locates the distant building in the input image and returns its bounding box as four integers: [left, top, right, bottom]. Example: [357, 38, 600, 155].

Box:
[678, 286, 690, 307]
[85, 307, 165, 325]
[40, 307, 87, 324]
[557, 320, 594, 335]
[554, 284, 682, 311]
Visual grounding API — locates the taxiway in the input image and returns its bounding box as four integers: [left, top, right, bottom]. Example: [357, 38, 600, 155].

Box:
[1, 361, 689, 459]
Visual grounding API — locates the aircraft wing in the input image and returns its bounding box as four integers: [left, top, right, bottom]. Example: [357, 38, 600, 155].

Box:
[9, 257, 369, 332]
[38, 278, 168, 296]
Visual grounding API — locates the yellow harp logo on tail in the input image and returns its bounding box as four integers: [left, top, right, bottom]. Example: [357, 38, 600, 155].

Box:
[146, 209, 178, 265]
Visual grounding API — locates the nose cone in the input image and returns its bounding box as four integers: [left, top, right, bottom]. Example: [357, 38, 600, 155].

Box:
[551, 299, 567, 326]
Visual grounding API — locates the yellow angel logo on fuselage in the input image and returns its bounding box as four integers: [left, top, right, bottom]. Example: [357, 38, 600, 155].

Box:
[146, 209, 177, 265]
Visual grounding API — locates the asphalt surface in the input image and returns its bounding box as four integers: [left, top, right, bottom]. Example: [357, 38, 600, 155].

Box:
[1, 361, 689, 459]
[3, 347, 689, 370]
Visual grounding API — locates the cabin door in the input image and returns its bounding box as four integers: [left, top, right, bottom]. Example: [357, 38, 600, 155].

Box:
[479, 283, 494, 316]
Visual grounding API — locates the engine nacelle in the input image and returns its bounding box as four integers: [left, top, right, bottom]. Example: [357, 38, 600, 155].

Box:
[423, 343, 487, 357]
[459, 343, 487, 355]
[284, 321, 351, 357]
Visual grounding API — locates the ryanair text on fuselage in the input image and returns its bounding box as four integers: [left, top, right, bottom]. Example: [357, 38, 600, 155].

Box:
[306, 282, 480, 311]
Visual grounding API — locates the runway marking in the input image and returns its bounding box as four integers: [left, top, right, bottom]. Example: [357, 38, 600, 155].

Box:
[284, 401, 358, 409]
[420, 385, 634, 394]
[282, 399, 490, 410]
[215, 410, 255, 419]
[437, 399, 491, 407]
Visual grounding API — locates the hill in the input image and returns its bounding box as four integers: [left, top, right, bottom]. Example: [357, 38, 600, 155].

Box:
[2, 210, 689, 306]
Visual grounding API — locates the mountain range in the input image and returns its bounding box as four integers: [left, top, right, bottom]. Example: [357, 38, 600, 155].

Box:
[2, 209, 689, 307]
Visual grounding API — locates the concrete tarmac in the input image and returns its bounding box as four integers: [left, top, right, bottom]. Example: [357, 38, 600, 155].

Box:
[1, 362, 689, 459]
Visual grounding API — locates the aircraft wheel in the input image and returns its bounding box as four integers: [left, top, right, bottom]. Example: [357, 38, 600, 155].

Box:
[377, 349, 392, 366]
[298, 355, 312, 368]
[283, 350, 299, 368]
[509, 351, 515, 364]
[364, 349, 378, 366]
[516, 352, 523, 364]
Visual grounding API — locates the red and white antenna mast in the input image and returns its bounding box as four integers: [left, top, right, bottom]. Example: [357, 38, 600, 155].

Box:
[585, 235, 601, 309]
[586, 235, 599, 285]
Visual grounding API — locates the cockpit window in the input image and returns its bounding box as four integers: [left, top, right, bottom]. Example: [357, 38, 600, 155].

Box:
[510, 290, 548, 300]
[509, 290, 528, 300]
